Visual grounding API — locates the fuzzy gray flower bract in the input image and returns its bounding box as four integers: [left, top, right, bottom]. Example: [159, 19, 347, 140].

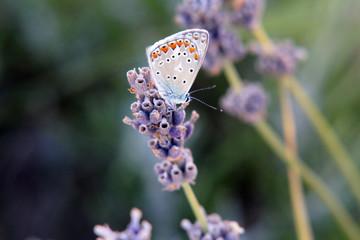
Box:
[124, 67, 199, 191]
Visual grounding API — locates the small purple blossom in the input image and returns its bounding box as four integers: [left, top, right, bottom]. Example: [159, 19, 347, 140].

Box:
[231, 0, 264, 29]
[175, 0, 245, 75]
[94, 208, 152, 240]
[251, 40, 307, 77]
[123, 67, 200, 190]
[181, 212, 244, 240]
[220, 83, 268, 123]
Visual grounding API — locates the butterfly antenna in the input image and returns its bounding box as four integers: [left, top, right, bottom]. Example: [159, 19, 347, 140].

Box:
[189, 96, 223, 112]
[189, 85, 217, 94]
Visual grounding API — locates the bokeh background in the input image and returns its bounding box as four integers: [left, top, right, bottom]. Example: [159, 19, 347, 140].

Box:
[1, 0, 360, 239]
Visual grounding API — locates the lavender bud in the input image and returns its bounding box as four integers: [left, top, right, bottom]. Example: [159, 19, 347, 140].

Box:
[159, 118, 170, 135]
[172, 135, 185, 147]
[153, 99, 166, 115]
[164, 108, 173, 123]
[152, 148, 168, 160]
[185, 161, 198, 181]
[135, 77, 147, 93]
[131, 101, 141, 113]
[158, 172, 171, 186]
[149, 109, 161, 124]
[139, 124, 156, 136]
[141, 98, 154, 113]
[139, 67, 151, 84]
[170, 165, 183, 186]
[129, 208, 142, 229]
[133, 110, 150, 125]
[148, 139, 159, 150]
[127, 69, 138, 87]
[147, 88, 159, 99]
[161, 160, 172, 172]
[173, 108, 186, 125]
[154, 162, 163, 175]
[169, 125, 186, 138]
[184, 122, 194, 140]
[168, 145, 181, 160]
[158, 136, 172, 149]
[123, 117, 140, 131]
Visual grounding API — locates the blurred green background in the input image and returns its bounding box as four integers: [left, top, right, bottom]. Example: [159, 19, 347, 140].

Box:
[1, 0, 360, 239]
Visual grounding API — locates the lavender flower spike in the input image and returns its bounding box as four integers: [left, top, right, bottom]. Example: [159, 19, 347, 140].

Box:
[124, 67, 200, 190]
[94, 208, 152, 240]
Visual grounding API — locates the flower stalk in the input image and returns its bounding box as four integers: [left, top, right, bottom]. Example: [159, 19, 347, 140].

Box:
[182, 183, 208, 232]
[279, 76, 313, 240]
[288, 75, 360, 205]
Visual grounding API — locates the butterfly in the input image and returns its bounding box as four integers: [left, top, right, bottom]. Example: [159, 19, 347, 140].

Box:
[146, 29, 209, 106]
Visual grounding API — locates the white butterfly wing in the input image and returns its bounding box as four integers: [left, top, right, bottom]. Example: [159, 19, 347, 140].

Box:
[146, 29, 209, 104]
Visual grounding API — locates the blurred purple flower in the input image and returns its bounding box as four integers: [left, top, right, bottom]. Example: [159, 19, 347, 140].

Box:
[230, 0, 264, 29]
[250, 40, 307, 77]
[181, 212, 244, 240]
[175, 0, 245, 75]
[94, 208, 152, 240]
[220, 83, 268, 123]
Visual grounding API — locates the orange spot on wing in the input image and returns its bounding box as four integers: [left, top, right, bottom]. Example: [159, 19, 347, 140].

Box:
[194, 53, 199, 60]
[177, 40, 183, 47]
[152, 52, 157, 58]
[184, 41, 190, 47]
[201, 39, 205, 43]
[157, 52, 161, 57]
[169, 42, 176, 50]
[151, 57, 154, 61]
[160, 46, 168, 53]
[194, 36, 199, 40]
[190, 47, 195, 53]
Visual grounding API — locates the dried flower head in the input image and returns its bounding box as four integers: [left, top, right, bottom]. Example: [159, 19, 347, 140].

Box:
[94, 208, 152, 240]
[124, 67, 199, 190]
[251, 40, 307, 77]
[220, 83, 268, 123]
[181, 212, 244, 240]
[231, 0, 265, 29]
[175, 0, 245, 75]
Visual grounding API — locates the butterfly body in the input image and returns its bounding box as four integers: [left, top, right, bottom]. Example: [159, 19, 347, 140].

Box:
[146, 29, 209, 106]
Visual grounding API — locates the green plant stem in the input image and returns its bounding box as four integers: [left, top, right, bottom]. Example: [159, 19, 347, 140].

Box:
[288, 75, 360, 205]
[223, 59, 243, 90]
[182, 183, 208, 232]
[279, 77, 314, 240]
[251, 23, 360, 207]
[254, 120, 360, 240]
[223, 61, 360, 239]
